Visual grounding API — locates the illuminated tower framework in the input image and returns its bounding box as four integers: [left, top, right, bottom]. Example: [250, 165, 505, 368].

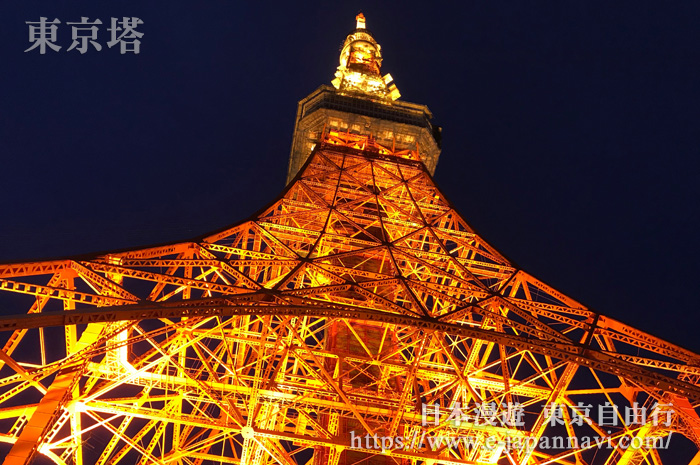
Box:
[0, 14, 699, 465]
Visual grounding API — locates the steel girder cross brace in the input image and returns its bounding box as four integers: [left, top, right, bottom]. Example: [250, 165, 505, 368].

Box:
[0, 133, 699, 465]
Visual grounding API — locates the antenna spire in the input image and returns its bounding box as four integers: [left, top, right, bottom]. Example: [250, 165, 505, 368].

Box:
[330, 14, 401, 101]
[356, 12, 366, 29]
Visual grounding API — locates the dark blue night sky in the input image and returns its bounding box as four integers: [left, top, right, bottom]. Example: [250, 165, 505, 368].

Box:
[2, 0, 699, 361]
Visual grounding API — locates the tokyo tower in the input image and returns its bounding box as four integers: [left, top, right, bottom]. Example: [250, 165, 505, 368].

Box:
[1, 13, 700, 465]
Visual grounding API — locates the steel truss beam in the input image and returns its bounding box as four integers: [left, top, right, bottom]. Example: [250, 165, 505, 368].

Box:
[0, 137, 698, 465]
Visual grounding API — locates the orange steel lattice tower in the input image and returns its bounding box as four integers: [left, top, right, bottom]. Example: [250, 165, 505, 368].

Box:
[0, 14, 699, 465]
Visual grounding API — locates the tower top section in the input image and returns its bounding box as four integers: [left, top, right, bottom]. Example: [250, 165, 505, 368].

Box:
[331, 13, 401, 101]
[286, 14, 442, 184]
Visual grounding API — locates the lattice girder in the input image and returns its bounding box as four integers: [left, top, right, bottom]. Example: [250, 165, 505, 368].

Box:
[0, 137, 699, 464]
